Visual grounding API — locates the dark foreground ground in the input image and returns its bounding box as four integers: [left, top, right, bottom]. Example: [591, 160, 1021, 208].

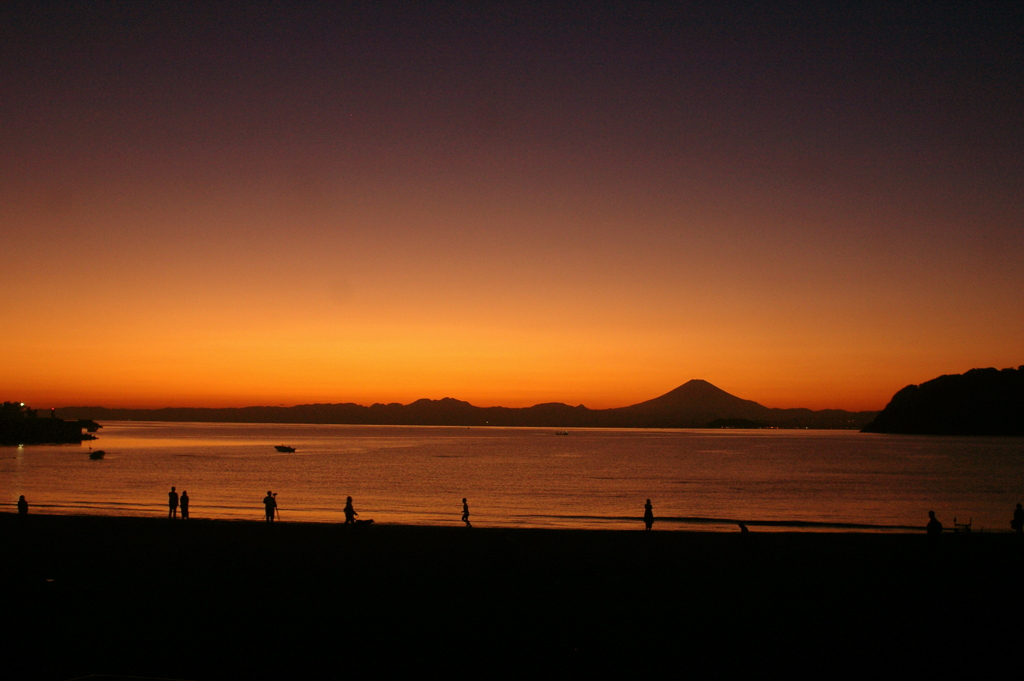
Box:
[3, 514, 1023, 680]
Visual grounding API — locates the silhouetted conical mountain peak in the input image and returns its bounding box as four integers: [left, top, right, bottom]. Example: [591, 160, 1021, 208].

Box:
[633, 380, 766, 410]
[610, 380, 771, 426]
[658, 379, 736, 399]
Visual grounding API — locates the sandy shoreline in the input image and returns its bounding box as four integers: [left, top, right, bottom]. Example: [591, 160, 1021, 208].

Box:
[0, 506, 930, 532]
[4, 513, 1022, 679]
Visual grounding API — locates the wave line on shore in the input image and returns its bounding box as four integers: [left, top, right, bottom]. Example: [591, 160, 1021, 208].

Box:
[521, 514, 922, 531]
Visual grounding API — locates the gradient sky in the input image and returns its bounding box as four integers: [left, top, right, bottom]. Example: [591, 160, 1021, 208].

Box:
[2, 2, 1021, 411]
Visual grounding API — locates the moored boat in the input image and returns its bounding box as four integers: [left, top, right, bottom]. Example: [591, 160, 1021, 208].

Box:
[89, 450, 105, 460]
[274, 445, 296, 453]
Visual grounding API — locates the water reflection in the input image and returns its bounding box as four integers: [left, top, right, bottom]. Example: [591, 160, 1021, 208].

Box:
[2, 422, 1022, 531]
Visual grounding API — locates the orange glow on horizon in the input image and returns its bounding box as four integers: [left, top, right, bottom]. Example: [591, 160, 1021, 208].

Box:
[4, 183, 1021, 413]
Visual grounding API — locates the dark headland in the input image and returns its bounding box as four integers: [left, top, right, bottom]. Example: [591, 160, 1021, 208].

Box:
[0, 401, 101, 446]
[53, 379, 877, 429]
[863, 366, 1024, 435]
[4, 513, 1022, 679]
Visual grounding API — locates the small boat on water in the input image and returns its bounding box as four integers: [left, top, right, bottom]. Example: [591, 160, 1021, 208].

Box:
[89, 450, 105, 460]
[555, 430, 570, 436]
[274, 445, 296, 453]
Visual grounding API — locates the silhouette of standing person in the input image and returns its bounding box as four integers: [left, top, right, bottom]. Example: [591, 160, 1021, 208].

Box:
[344, 496, 357, 524]
[264, 491, 276, 523]
[17, 495, 28, 517]
[180, 490, 189, 519]
[926, 510, 942, 536]
[643, 499, 654, 531]
[1012, 503, 1024, 534]
[168, 487, 179, 519]
[462, 498, 472, 528]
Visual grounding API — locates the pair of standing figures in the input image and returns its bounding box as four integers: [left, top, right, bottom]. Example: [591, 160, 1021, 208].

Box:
[168, 487, 189, 519]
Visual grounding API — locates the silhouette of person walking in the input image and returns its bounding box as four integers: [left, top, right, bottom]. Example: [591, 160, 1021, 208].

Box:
[264, 491, 277, 523]
[462, 498, 472, 528]
[643, 499, 654, 531]
[168, 487, 179, 519]
[17, 495, 28, 517]
[344, 496, 358, 524]
[1012, 503, 1024, 534]
[180, 490, 189, 520]
[926, 510, 942, 536]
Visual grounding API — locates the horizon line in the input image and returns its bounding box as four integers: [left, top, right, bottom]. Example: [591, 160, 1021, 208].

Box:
[44, 379, 882, 414]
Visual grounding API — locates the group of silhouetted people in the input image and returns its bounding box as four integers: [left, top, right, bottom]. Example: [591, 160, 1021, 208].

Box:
[40, 488, 1014, 534]
[167, 487, 189, 519]
[139, 495, 1024, 534]
[924, 506, 1024, 535]
[12, 484, 1024, 535]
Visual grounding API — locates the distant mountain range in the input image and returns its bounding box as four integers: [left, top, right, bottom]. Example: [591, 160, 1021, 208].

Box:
[862, 366, 1024, 436]
[53, 380, 877, 429]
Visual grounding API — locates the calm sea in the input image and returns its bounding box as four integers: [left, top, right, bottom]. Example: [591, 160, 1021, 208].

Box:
[2, 422, 1022, 532]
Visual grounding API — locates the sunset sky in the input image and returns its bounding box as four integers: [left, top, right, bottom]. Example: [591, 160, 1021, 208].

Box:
[2, 2, 1021, 411]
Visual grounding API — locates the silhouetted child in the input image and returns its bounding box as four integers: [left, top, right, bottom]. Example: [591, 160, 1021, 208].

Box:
[180, 490, 189, 519]
[264, 491, 276, 523]
[17, 495, 28, 517]
[344, 496, 357, 524]
[462, 498, 471, 527]
[644, 499, 654, 531]
[168, 487, 179, 519]
[1012, 503, 1024, 534]
[926, 510, 942, 536]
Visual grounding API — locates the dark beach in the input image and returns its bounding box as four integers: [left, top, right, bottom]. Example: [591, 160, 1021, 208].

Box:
[4, 513, 1022, 680]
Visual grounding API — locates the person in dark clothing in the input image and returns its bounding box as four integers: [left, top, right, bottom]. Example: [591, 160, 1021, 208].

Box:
[264, 491, 276, 523]
[1012, 503, 1024, 534]
[17, 495, 28, 516]
[344, 496, 357, 524]
[168, 487, 179, 519]
[643, 499, 654, 531]
[926, 510, 943, 536]
[180, 490, 190, 519]
[462, 498, 472, 528]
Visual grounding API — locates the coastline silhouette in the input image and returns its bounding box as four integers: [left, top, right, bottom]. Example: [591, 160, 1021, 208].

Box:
[168, 487, 179, 519]
[643, 499, 654, 531]
[462, 498, 471, 528]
